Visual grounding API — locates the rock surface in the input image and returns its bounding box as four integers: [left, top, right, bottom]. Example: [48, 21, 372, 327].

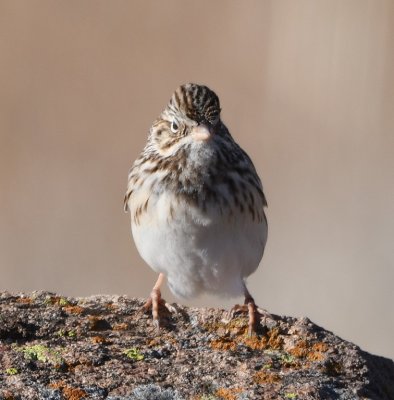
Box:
[0, 291, 393, 400]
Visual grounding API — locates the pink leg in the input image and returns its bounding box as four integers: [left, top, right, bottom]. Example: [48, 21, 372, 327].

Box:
[140, 273, 166, 329]
[229, 286, 272, 336]
[244, 289, 258, 336]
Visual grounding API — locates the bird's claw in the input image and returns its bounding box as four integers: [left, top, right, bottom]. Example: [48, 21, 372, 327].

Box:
[225, 303, 273, 336]
[138, 291, 176, 332]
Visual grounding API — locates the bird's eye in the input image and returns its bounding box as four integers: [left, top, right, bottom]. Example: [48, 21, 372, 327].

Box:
[170, 120, 179, 133]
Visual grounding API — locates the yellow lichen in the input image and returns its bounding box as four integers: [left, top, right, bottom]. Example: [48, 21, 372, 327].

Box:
[215, 387, 243, 400]
[91, 335, 108, 344]
[49, 381, 87, 400]
[105, 302, 118, 310]
[113, 322, 128, 331]
[210, 338, 237, 351]
[253, 370, 281, 384]
[63, 305, 85, 315]
[16, 297, 32, 304]
[267, 328, 283, 350]
[289, 340, 329, 362]
[209, 325, 285, 353]
[238, 334, 267, 350]
[203, 317, 248, 336]
[288, 339, 309, 358]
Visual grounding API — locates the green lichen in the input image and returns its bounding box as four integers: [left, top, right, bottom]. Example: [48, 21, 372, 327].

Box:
[281, 353, 296, 364]
[19, 344, 63, 365]
[57, 329, 76, 338]
[67, 330, 76, 338]
[5, 368, 18, 375]
[44, 296, 52, 305]
[58, 298, 69, 306]
[123, 347, 144, 361]
[285, 393, 297, 399]
[57, 329, 65, 337]
[44, 295, 69, 307]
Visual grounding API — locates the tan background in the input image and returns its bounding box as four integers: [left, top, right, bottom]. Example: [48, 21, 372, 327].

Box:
[1, 1, 393, 359]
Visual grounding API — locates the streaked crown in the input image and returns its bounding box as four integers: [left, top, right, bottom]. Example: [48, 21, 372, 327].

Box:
[169, 83, 221, 125]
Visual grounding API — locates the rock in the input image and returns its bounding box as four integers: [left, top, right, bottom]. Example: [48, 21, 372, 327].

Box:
[0, 291, 393, 399]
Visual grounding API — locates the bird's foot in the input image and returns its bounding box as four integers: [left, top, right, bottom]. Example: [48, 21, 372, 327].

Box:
[139, 288, 175, 331]
[227, 302, 273, 336]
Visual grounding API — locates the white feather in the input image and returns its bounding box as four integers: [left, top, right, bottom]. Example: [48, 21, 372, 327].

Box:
[131, 192, 267, 299]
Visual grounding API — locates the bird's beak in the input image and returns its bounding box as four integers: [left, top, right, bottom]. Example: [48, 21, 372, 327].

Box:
[191, 124, 212, 142]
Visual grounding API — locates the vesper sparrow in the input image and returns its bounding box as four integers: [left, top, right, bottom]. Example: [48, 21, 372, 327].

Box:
[124, 83, 268, 334]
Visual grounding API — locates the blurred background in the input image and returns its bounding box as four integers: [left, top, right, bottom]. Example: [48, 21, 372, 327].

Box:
[1, 1, 393, 359]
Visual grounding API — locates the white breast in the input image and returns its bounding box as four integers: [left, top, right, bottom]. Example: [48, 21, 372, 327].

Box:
[131, 192, 267, 300]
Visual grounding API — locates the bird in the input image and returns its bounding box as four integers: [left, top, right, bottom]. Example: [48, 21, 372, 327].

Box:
[124, 83, 268, 335]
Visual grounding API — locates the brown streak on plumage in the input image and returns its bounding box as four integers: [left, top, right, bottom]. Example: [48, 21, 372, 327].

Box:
[143, 197, 149, 213]
[134, 205, 141, 225]
[123, 193, 130, 212]
[125, 83, 267, 232]
[174, 90, 181, 108]
[145, 164, 160, 174]
[160, 137, 181, 151]
[179, 85, 187, 108]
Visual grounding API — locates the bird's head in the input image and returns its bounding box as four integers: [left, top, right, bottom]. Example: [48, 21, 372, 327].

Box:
[149, 83, 223, 154]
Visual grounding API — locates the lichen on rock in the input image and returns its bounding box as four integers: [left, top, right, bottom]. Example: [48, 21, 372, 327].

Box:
[0, 291, 393, 399]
